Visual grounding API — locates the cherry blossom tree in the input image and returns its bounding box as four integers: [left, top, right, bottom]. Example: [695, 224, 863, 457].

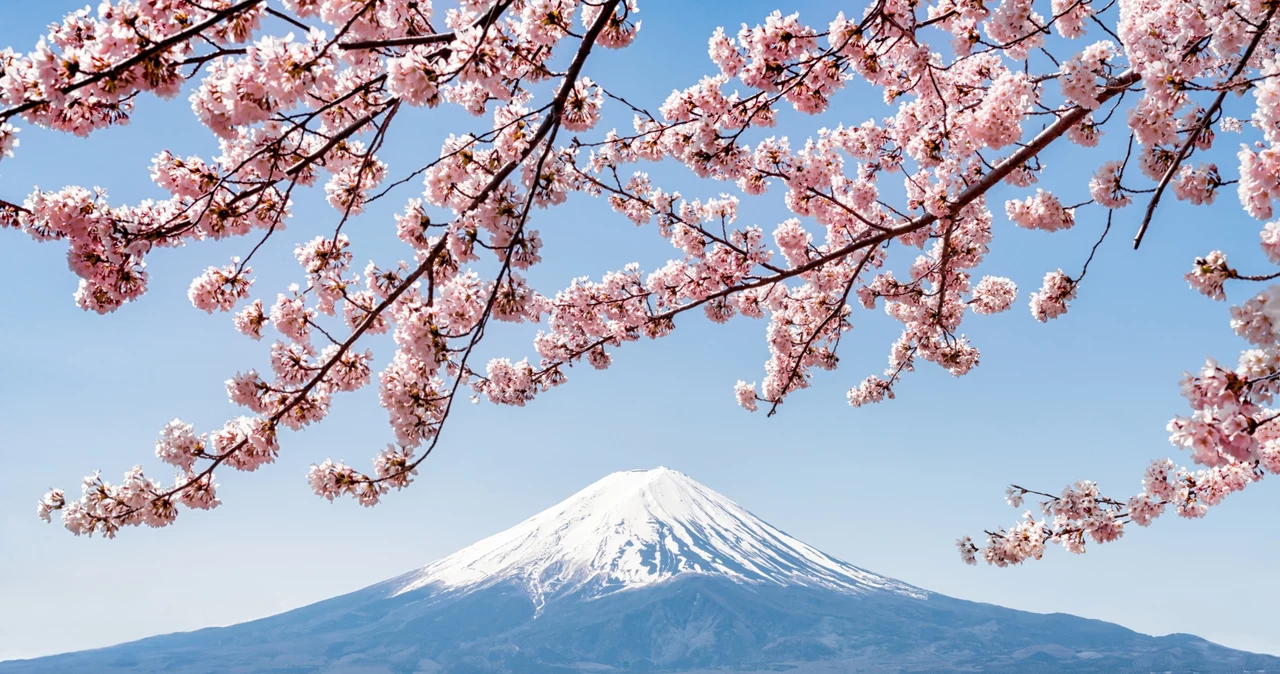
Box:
[4, 0, 1280, 565]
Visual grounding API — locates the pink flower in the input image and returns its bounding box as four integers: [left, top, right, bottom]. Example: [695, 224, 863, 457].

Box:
[519, 0, 577, 46]
[582, 1, 640, 48]
[708, 27, 743, 77]
[847, 376, 894, 407]
[36, 489, 64, 524]
[734, 380, 758, 412]
[0, 122, 18, 159]
[1184, 251, 1232, 301]
[477, 358, 538, 406]
[1229, 290, 1278, 346]
[957, 537, 978, 566]
[773, 218, 811, 267]
[387, 46, 443, 108]
[1059, 42, 1115, 109]
[154, 420, 206, 471]
[270, 287, 314, 343]
[561, 78, 603, 132]
[1029, 271, 1076, 321]
[1239, 146, 1280, 221]
[1173, 164, 1220, 205]
[188, 261, 253, 313]
[1089, 161, 1131, 208]
[970, 276, 1018, 315]
[1006, 190, 1074, 232]
[1260, 222, 1280, 263]
[985, 0, 1045, 60]
[234, 300, 267, 340]
[373, 445, 417, 489]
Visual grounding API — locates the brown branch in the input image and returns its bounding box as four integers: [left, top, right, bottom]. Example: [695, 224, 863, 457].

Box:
[339, 33, 456, 50]
[0, 197, 31, 214]
[337, 0, 515, 51]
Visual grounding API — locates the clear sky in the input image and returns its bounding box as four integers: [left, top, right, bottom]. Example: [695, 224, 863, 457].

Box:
[3, 0, 1279, 663]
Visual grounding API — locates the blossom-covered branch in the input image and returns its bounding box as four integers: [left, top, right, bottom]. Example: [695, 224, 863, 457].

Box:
[963, 1, 1280, 566]
[3, 0, 1280, 559]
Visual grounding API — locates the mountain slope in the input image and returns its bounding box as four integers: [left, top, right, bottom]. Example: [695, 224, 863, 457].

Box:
[392, 466, 923, 603]
[3, 467, 1276, 673]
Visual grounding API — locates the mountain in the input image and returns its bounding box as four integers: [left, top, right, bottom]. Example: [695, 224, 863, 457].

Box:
[3, 467, 1276, 673]
[394, 465, 925, 604]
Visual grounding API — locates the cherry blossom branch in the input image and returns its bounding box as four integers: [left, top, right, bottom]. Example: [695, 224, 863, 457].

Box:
[338, 0, 623, 489]
[0, 0, 264, 122]
[11, 0, 1280, 565]
[340, 34, 456, 51]
[46, 0, 626, 525]
[671, 72, 1140, 313]
[1131, 4, 1277, 249]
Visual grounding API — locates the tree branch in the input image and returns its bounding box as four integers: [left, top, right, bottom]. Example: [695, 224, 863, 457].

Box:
[1132, 6, 1277, 249]
[0, 0, 265, 121]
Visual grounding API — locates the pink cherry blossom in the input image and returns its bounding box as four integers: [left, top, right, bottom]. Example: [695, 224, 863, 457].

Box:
[971, 277, 1018, 315]
[188, 260, 253, 313]
[1185, 251, 1232, 301]
[1006, 190, 1075, 232]
[1089, 161, 1132, 208]
[1029, 271, 1077, 321]
[734, 381, 759, 412]
[1059, 42, 1116, 110]
[4, 0, 1280, 567]
[0, 122, 17, 158]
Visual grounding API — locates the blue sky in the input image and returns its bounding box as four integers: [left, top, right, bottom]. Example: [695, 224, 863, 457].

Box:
[3, 0, 1279, 662]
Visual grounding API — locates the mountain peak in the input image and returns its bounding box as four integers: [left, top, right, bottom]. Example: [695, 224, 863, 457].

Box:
[14, 468, 1275, 674]
[391, 467, 924, 604]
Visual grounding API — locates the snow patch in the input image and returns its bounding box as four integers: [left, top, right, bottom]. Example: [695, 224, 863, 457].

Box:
[392, 467, 927, 602]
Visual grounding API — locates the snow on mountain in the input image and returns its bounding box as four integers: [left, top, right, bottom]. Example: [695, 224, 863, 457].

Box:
[6, 466, 1279, 673]
[392, 466, 925, 605]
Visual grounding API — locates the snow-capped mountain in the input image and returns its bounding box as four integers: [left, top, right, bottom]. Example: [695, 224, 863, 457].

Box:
[392, 467, 922, 603]
[3, 468, 1278, 674]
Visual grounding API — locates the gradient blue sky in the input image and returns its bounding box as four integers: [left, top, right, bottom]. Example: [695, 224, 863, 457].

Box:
[3, 0, 1279, 662]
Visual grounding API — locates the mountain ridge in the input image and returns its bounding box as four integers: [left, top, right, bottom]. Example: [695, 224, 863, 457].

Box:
[2, 467, 1276, 673]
